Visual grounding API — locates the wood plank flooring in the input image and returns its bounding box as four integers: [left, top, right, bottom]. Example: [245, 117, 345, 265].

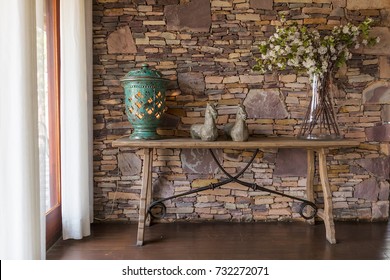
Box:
[46, 221, 390, 260]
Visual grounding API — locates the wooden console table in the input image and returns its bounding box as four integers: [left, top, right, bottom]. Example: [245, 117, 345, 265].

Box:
[112, 137, 359, 245]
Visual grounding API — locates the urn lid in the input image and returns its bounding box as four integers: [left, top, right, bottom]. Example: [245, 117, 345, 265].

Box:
[120, 63, 169, 82]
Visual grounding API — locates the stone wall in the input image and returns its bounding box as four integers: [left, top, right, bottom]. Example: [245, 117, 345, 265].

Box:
[93, 0, 390, 222]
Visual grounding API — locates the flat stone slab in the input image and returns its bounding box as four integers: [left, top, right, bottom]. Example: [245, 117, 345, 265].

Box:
[346, 0, 390, 10]
[107, 26, 136, 54]
[178, 72, 205, 95]
[365, 124, 390, 142]
[250, 0, 273, 10]
[181, 149, 223, 174]
[274, 148, 307, 177]
[354, 178, 379, 201]
[165, 0, 211, 32]
[243, 89, 288, 119]
[153, 177, 174, 199]
[118, 152, 141, 176]
[362, 81, 390, 104]
[356, 157, 390, 179]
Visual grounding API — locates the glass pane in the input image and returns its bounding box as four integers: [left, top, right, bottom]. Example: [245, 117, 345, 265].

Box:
[37, 2, 51, 212]
[37, 0, 61, 213]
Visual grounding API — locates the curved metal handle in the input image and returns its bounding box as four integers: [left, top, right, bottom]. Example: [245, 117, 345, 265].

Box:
[148, 201, 167, 219]
[299, 201, 318, 220]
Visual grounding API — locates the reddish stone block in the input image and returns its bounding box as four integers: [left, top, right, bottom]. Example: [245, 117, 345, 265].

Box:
[354, 178, 379, 201]
[356, 157, 390, 179]
[250, 0, 273, 10]
[365, 124, 390, 142]
[165, 0, 211, 32]
[274, 148, 307, 177]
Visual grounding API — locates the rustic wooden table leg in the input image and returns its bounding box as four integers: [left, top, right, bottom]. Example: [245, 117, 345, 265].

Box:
[145, 158, 153, 227]
[318, 148, 336, 244]
[306, 149, 315, 225]
[137, 148, 153, 246]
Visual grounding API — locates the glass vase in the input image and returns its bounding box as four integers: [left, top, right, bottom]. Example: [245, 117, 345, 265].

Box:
[297, 73, 342, 140]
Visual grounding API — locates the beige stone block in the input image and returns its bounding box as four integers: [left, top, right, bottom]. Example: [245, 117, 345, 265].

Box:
[236, 13, 260, 21]
[191, 179, 219, 188]
[225, 203, 237, 210]
[202, 189, 231, 196]
[172, 48, 187, 54]
[104, 8, 123, 16]
[144, 48, 159, 53]
[216, 196, 235, 203]
[143, 20, 166, 25]
[302, 7, 332, 14]
[284, 82, 306, 88]
[236, 3, 250, 9]
[380, 143, 390, 155]
[223, 76, 240, 83]
[268, 208, 291, 215]
[348, 74, 374, 83]
[197, 195, 216, 203]
[212, 1, 232, 7]
[108, 192, 139, 200]
[303, 18, 327, 25]
[255, 197, 274, 205]
[239, 74, 264, 84]
[196, 207, 211, 214]
[205, 76, 224, 84]
[167, 207, 194, 214]
[135, 37, 150, 45]
[279, 74, 296, 83]
[274, 0, 312, 3]
[166, 39, 180, 45]
[150, 40, 166, 45]
[166, 174, 187, 181]
[138, 5, 152, 12]
[379, 56, 390, 79]
[347, 0, 390, 10]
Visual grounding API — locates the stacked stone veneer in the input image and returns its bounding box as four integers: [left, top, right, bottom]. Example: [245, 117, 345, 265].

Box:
[93, 0, 390, 222]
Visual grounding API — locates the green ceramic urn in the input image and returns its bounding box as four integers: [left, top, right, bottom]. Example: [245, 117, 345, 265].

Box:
[120, 64, 169, 140]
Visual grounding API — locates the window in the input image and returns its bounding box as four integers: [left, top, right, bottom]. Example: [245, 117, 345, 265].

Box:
[37, 0, 61, 249]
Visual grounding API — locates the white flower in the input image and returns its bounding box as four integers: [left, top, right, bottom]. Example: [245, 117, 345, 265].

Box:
[255, 18, 378, 78]
[319, 46, 327, 55]
[376, 37, 381, 43]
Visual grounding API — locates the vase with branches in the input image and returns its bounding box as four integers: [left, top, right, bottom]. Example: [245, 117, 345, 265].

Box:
[253, 18, 379, 139]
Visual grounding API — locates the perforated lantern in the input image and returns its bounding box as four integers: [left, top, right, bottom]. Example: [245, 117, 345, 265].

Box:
[120, 64, 169, 139]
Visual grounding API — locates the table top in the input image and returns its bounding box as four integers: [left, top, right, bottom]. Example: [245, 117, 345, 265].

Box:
[112, 136, 360, 149]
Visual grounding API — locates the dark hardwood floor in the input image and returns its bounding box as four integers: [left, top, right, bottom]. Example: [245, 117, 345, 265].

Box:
[46, 221, 390, 260]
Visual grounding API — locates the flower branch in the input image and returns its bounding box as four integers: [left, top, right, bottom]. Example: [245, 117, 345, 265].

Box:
[253, 18, 379, 85]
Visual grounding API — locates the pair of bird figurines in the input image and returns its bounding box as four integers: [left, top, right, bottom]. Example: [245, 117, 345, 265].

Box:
[190, 103, 249, 142]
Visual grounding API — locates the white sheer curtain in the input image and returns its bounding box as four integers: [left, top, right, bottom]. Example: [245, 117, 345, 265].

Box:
[0, 0, 45, 259]
[60, 0, 93, 240]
